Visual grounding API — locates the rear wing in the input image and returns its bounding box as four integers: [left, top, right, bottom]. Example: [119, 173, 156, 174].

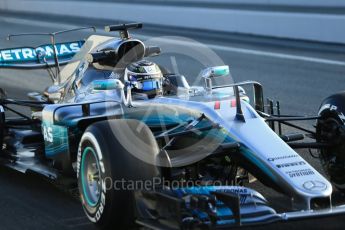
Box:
[0, 40, 85, 68]
[2, 26, 96, 84]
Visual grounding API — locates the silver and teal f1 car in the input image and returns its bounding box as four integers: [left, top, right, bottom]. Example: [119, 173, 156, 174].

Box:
[1, 23, 345, 230]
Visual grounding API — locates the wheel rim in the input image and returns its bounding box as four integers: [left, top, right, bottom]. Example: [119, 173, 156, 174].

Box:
[81, 146, 102, 207]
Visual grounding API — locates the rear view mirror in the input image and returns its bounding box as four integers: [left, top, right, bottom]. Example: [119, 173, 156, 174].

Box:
[200, 65, 230, 90]
[92, 79, 124, 91]
[200, 65, 230, 79]
[91, 79, 134, 107]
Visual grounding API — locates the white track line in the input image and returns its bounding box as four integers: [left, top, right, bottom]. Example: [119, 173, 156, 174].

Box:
[3, 16, 345, 67]
[209, 44, 345, 66]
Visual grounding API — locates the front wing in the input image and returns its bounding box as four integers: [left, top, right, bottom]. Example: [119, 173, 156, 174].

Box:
[135, 186, 345, 229]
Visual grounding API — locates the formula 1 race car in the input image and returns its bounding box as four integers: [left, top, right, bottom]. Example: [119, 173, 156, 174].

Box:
[0, 23, 345, 230]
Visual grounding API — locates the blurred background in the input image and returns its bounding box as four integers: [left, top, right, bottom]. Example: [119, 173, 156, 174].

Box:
[0, 1, 345, 229]
[1, 0, 345, 43]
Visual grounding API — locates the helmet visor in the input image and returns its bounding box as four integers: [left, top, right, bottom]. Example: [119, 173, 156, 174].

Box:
[130, 73, 163, 91]
[142, 80, 160, 91]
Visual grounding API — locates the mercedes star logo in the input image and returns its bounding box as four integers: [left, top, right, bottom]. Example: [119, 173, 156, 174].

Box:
[303, 180, 327, 191]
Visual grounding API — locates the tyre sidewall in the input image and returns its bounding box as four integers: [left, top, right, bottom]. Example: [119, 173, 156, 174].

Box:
[77, 120, 160, 229]
[77, 130, 109, 225]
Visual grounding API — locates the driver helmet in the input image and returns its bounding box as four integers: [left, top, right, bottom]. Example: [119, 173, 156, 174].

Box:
[124, 60, 163, 99]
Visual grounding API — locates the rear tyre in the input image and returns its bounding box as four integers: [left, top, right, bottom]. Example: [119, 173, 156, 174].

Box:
[77, 119, 160, 229]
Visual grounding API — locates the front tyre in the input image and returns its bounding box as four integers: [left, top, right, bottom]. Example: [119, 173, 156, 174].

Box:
[317, 92, 345, 191]
[77, 119, 160, 229]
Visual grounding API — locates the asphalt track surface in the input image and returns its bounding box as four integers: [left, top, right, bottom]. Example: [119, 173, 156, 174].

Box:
[0, 15, 345, 230]
[44, 0, 345, 14]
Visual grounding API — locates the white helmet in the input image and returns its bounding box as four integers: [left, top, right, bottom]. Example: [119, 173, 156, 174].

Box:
[124, 60, 163, 98]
